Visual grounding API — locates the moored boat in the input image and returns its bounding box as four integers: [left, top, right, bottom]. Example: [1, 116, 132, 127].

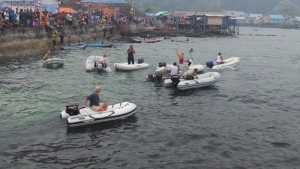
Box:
[81, 43, 113, 49]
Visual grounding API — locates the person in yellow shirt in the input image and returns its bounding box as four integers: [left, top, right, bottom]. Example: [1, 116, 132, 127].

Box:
[42, 49, 51, 60]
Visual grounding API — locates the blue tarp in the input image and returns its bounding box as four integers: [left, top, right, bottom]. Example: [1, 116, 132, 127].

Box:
[42, 4, 58, 13]
[270, 15, 285, 24]
[80, 0, 127, 4]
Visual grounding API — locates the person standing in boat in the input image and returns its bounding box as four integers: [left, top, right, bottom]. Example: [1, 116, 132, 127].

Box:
[170, 62, 180, 86]
[84, 86, 107, 112]
[177, 51, 185, 65]
[127, 45, 135, 64]
[216, 52, 224, 64]
[42, 49, 51, 60]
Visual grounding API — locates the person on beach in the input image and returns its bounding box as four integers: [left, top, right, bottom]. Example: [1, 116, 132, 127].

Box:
[127, 45, 135, 64]
[84, 86, 107, 112]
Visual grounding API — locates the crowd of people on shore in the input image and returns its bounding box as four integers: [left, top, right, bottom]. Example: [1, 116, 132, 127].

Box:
[0, 7, 119, 37]
[0, 8, 51, 31]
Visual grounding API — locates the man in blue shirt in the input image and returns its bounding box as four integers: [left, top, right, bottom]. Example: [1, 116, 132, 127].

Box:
[84, 86, 101, 108]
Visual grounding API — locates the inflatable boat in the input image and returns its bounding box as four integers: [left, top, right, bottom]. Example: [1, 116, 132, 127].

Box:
[129, 37, 142, 43]
[43, 58, 64, 69]
[86, 55, 111, 73]
[60, 102, 137, 128]
[207, 57, 240, 70]
[164, 72, 221, 90]
[114, 63, 149, 71]
[144, 38, 163, 43]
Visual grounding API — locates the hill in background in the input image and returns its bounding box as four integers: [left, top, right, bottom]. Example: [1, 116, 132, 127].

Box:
[135, 0, 300, 16]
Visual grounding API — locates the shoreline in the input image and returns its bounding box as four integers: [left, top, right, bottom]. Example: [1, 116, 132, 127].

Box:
[0, 25, 236, 62]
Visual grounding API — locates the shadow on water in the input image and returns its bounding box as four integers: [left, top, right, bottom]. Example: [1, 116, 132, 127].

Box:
[66, 115, 138, 134]
[168, 85, 219, 97]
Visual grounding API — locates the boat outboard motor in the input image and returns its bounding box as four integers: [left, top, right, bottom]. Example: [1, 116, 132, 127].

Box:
[147, 74, 155, 82]
[66, 104, 80, 116]
[138, 58, 144, 64]
[206, 61, 214, 69]
[158, 62, 167, 67]
[171, 75, 180, 87]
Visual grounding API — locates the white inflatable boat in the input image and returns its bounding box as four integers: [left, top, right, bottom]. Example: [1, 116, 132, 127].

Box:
[114, 63, 149, 71]
[164, 72, 221, 90]
[43, 58, 64, 69]
[86, 55, 111, 72]
[60, 102, 137, 128]
[209, 57, 240, 70]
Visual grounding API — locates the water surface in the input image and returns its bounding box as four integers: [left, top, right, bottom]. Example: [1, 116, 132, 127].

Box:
[0, 27, 300, 169]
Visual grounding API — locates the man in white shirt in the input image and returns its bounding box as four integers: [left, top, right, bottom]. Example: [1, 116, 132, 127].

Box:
[170, 62, 180, 86]
[170, 62, 179, 76]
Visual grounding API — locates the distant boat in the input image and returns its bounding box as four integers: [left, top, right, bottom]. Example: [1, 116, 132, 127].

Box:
[43, 58, 64, 69]
[81, 42, 113, 49]
[129, 37, 142, 43]
[144, 37, 164, 43]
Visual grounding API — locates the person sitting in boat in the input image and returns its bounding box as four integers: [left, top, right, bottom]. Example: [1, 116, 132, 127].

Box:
[170, 62, 180, 86]
[192, 68, 198, 76]
[84, 86, 107, 112]
[184, 68, 198, 80]
[97, 54, 108, 68]
[216, 52, 224, 64]
[127, 45, 135, 64]
[187, 59, 193, 67]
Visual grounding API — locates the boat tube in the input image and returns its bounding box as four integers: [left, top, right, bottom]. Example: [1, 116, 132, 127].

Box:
[164, 72, 221, 90]
[144, 38, 163, 43]
[43, 58, 64, 69]
[60, 102, 137, 128]
[114, 62, 149, 71]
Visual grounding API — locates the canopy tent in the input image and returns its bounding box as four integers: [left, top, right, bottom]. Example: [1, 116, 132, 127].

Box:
[58, 7, 77, 14]
[42, 4, 58, 13]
